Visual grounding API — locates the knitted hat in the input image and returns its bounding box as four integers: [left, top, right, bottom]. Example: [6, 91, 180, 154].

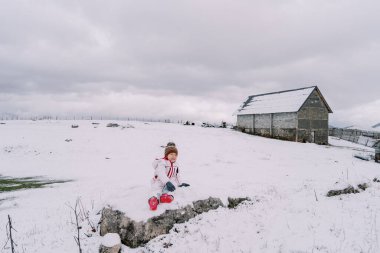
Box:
[166, 142, 176, 147]
[165, 146, 178, 157]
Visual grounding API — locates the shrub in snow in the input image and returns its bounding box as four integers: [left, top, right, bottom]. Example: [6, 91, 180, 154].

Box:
[71, 125, 79, 128]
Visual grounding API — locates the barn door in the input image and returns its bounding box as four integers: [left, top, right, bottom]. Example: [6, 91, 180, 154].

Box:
[311, 131, 315, 143]
[252, 115, 255, 134]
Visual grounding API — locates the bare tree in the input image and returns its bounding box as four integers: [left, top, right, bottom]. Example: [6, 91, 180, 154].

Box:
[77, 199, 96, 234]
[4, 215, 17, 253]
[67, 198, 83, 253]
[67, 197, 97, 253]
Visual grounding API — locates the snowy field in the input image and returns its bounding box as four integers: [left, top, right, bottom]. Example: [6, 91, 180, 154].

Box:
[1, 120, 380, 253]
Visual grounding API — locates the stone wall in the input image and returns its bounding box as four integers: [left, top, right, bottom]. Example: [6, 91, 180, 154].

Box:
[254, 114, 271, 128]
[272, 113, 297, 141]
[254, 114, 271, 136]
[297, 90, 329, 145]
[236, 114, 254, 133]
[237, 112, 297, 141]
[272, 113, 297, 128]
[272, 128, 297, 141]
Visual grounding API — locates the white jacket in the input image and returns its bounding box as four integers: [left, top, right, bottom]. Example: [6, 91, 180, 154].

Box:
[151, 158, 182, 189]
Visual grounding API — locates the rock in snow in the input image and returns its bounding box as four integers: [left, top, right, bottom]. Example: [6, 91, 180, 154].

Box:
[99, 197, 250, 248]
[99, 233, 121, 253]
[227, 197, 251, 208]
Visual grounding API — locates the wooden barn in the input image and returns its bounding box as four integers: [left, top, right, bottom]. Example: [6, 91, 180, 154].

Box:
[234, 86, 332, 145]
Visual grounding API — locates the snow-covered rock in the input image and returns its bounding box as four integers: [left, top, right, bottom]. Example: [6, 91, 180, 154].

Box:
[99, 233, 121, 253]
[227, 197, 251, 208]
[99, 197, 224, 248]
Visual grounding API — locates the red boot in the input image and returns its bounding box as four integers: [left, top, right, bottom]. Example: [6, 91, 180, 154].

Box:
[148, 197, 159, 211]
[160, 194, 174, 203]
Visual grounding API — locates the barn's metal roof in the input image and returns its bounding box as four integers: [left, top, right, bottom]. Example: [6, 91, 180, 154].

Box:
[234, 86, 332, 115]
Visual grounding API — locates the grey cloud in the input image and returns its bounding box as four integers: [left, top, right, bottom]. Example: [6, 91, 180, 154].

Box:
[0, 0, 379, 124]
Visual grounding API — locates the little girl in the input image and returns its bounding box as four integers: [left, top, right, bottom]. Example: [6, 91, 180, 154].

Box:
[148, 143, 190, 211]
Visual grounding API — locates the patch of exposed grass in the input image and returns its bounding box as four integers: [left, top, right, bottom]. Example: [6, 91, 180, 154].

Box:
[0, 176, 72, 193]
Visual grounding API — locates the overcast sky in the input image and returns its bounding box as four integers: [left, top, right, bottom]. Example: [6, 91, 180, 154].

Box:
[0, 0, 379, 126]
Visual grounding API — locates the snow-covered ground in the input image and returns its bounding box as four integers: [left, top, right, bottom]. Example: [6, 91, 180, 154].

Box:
[1, 120, 380, 253]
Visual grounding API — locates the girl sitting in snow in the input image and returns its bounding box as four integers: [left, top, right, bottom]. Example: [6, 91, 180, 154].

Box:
[148, 142, 190, 211]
